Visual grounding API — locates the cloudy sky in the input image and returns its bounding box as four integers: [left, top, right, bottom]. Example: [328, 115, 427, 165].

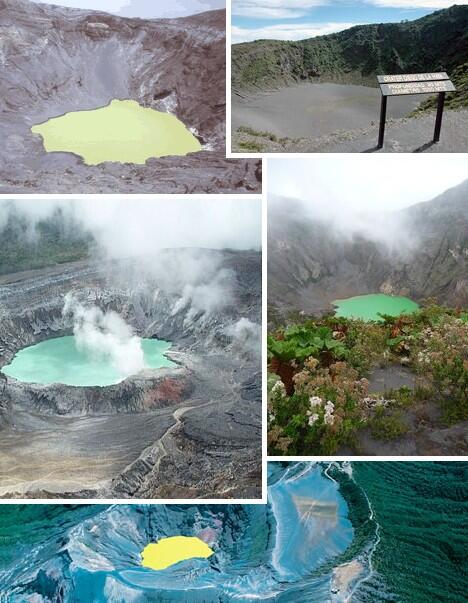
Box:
[269, 155, 468, 212]
[268, 155, 468, 248]
[232, 1, 468, 43]
[31, 0, 224, 18]
[1, 196, 261, 255]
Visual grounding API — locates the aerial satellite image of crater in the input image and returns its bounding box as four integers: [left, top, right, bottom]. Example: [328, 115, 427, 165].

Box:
[0, 196, 262, 499]
[0, 0, 261, 193]
[0, 461, 466, 602]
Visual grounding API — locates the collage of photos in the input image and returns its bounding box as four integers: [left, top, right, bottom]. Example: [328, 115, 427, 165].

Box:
[0, 1, 466, 602]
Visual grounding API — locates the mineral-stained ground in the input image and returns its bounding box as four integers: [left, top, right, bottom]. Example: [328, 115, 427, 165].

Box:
[0, 0, 261, 193]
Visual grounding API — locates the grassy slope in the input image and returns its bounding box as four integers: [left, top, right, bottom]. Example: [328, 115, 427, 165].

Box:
[232, 4, 468, 111]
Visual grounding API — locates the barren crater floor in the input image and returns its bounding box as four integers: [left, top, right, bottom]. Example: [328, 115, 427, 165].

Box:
[233, 83, 428, 139]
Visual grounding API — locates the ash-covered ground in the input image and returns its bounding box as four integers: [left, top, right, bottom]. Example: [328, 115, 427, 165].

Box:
[0, 0, 261, 193]
[0, 250, 262, 499]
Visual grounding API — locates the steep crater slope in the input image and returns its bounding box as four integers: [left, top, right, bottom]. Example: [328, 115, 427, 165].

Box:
[0, 0, 261, 192]
[233, 5, 468, 96]
[268, 180, 468, 320]
[0, 250, 262, 499]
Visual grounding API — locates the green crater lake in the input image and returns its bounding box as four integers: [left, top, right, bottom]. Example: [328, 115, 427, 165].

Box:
[31, 99, 202, 165]
[333, 293, 419, 321]
[1, 336, 176, 387]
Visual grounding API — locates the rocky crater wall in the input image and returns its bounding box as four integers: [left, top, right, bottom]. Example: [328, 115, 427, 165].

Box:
[0, 250, 261, 416]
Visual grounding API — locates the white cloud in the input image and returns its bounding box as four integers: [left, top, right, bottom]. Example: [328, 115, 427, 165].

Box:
[2, 197, 262, 255]
[269, 156, 468, 213]
[366, 1, 468, 8]
[232, 21, 357, 42]
[232, 0, 328, 20]
[232, 0, 468, 20]
[269, 156, 468, 252]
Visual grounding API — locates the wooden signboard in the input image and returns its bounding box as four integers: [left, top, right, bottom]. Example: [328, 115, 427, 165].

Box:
[377, 72, 449, 83]
[376, 72, 456, 148]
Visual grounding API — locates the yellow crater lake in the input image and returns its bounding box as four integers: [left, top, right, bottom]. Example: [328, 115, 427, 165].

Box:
[141, 536, 214, 571]
[31, 99, 202, 165]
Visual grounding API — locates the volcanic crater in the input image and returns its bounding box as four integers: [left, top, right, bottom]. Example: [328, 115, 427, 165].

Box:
[0, 250, 262, 499]
[0, 0, 261, 192]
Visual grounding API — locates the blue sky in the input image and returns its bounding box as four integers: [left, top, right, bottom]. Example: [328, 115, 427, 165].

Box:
[232, 1, 468, 43]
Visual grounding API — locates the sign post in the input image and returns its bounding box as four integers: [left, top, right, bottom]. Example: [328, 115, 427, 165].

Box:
[433, 92, 446, 143]
[376, 72, 456, 149]
[378, 95, 387, 149]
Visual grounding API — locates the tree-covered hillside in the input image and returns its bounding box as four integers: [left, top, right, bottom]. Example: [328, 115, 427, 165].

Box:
[232, 4, 468, 108]
[0, 204, 94, 275]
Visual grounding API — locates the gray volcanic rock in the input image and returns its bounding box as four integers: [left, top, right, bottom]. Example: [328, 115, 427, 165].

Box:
[0, 0, 261, 193]
[3, 370, 194, 416]
[268, 180, 468, 318]
[0, 250, 262, 499]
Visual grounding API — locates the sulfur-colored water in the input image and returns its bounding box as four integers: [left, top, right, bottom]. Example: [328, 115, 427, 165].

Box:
[31, 99, 202, 165]
[1, 335, 176, 386]
[333, 293, 420, 321]
[141, 536, 214, 571]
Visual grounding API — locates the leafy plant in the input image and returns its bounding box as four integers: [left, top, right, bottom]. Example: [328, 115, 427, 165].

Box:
[268, 306, 468, 455]
[268, 325, 347, 363]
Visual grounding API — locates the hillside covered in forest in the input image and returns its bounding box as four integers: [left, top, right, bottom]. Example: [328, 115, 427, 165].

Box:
[232, 5, 468, 110]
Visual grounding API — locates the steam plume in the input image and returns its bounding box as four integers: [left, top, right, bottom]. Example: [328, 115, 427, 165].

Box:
[63, 293, 145, 377]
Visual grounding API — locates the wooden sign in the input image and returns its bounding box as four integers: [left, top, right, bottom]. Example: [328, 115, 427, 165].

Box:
[377, 72, 449, 84]
[380, 80, 456, 97]
[376, 72, 456, 148]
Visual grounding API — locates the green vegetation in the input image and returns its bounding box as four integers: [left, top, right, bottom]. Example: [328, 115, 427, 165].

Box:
[353, 462, 468, 603]
[0, 203, 93, 275]
[233, 5, 468, 109]
[268, 324, 347, 363]
[268, 305, 468, 455]
[237, 126, 278, 142]
[237, 140, 264, 152]
[369, 407, 409, 441]
[412, 62, 468, 114]
[235, 126, 299, 152]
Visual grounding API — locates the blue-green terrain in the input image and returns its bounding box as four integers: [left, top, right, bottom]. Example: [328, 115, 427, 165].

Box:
[0, 462, 466, 602]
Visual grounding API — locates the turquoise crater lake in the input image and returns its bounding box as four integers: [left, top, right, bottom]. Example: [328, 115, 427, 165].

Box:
[333, 293, 420, 321]
[1, 336, 176, 387]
